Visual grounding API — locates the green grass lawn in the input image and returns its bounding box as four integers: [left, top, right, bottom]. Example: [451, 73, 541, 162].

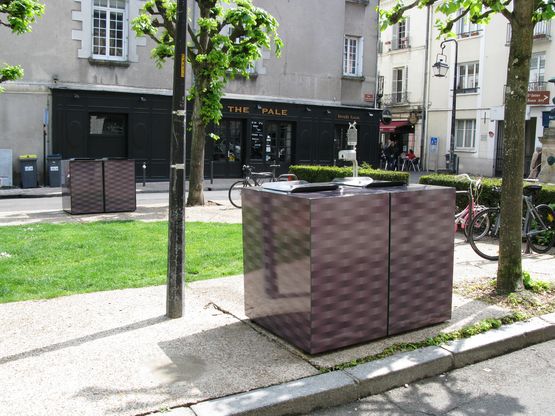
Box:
[0, 221, 243, 303]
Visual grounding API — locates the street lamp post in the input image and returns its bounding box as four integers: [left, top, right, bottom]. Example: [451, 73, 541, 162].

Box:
[432, 38, 458, 173]
[167, 0, 187, 319]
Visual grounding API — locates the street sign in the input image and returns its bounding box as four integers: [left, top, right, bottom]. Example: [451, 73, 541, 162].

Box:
[430, 137, 438, 153]
[527, 91, 550, 105]
[542, 111, 555, 127]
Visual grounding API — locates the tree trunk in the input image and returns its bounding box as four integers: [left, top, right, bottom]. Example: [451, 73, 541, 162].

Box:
[186, 82, 206, 206]
[496, 1, 534, 295]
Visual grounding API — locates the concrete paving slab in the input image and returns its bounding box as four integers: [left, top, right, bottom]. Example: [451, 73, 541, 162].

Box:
[0, 285, 317, 416]
[190, 371, 358, 416]
[345, 347, 453, 398]
[189, 275, 247, 320]
[307, 295, 509, 369]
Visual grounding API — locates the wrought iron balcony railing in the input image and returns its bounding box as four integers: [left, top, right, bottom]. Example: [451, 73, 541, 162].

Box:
[380, 91, 411, 106]
[506, 20, 551, 44]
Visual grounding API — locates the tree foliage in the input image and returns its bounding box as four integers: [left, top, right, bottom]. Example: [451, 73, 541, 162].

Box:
[0, 0, 45, 90]
[380, 0, 554, 295]
[133, 0, 282, 127]
[133, 0, 282, 206]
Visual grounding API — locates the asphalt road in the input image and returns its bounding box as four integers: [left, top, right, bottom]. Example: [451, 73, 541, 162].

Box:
[306, 339, 555, 415]
[0, 190, 229, 213]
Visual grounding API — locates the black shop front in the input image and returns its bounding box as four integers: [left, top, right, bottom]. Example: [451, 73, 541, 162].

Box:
[52, 89, 381, 180]
[202, 98, 382, 178]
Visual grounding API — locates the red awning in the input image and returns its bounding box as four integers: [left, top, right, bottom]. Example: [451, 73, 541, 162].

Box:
[379, 120, 410, 133]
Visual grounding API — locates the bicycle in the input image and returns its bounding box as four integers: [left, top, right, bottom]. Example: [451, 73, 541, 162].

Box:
[454, 174, 484, 239]
[468, 185, 555, 260]
[228, 164, 298, 208]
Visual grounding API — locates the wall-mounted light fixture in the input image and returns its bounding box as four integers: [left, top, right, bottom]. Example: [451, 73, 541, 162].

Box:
[73, 93, 80, 99]
[305, 107, 312, 112]
[139, 96, 147, 102]
[257, 104, 262, 110]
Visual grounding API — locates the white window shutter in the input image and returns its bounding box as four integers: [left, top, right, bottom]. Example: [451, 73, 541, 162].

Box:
[392, 24, 398, 49]
[404, 65, 409, 94]
[405, 17, 410, 47]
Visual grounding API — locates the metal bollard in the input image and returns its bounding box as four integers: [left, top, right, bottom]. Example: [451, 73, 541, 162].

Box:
[210, 161, 214, 184]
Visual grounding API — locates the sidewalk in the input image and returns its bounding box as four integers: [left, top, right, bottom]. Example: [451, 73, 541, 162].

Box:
[1, 274, 554, 416]
[1, 181, 554, 416]
[0, 172, 427, 199]
[0, 178, 239, 199]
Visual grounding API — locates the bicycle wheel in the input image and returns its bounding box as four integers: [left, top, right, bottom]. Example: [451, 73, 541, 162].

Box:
[462, 205, 487, 238]
[228, 180, 253, 208]
[527, 204, 555, 254]
[468, 208, 499, 261]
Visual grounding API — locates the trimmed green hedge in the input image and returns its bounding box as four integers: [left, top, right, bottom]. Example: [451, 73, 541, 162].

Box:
[419, 173, 555, 209]
[289, 165, 410, 184]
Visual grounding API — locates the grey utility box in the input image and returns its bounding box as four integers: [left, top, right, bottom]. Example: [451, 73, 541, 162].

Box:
[46, 154, 62, 187]
[19, 156, 38, 188]
[0, 149, 12, 187]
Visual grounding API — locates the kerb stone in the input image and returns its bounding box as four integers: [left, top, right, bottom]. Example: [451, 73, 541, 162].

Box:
[345, 346, 453, 398]
[190, 371, 358, 416]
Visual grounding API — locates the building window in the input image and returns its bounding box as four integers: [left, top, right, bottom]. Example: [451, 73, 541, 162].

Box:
[457, 62, 479, 93]
[343, 36, 363, 77]
[392, 66, 407, 104]
[457, 14, 481, 37]
[455, 119, 476, 149]
[92, 0, 128, 60]
[529, 52, 545, 90]
[391, 19, 409, 50]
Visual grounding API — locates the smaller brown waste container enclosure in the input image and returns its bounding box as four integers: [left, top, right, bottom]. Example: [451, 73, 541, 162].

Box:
[242, 180, 455, 354]
[62, 159, 136, 215]
[62, 159, 104, 214]
[103, 159, 136, 213]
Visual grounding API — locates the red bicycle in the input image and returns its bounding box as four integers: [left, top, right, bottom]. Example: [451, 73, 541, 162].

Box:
[454, 174, 484, 239]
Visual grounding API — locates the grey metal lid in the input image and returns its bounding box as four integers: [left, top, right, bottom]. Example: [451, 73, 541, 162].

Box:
[261, 181, 339, 193]
[333, 177, 406, 188]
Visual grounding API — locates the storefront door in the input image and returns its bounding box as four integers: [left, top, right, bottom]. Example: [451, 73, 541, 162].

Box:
[248, 121, 293, 174]
[211, 119, 243, 177]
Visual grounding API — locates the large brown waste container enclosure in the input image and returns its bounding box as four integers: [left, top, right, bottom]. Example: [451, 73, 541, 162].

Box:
[242, 184, 454, 354]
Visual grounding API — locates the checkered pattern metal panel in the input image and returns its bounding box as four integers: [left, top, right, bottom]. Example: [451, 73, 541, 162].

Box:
[309, 194, 390, 354]
[388, 188, 454, 335]
[104, 160, 136, 213]
[66, 160, 104, 214]
[243, 190, 312, 353]
[61, 160, 71, 212]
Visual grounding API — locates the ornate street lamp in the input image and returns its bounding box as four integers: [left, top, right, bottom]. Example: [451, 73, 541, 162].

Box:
[433, 39, 458, 173]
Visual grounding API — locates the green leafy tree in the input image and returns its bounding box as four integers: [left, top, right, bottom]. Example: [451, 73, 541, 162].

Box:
[133, 0, 282, 206]
[380, 0, 554, 294]
[0, 0, 45, 91]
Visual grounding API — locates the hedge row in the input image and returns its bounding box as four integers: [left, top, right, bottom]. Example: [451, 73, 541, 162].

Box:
[289, 165, 410, 184]
[418, 173, 555, 209]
